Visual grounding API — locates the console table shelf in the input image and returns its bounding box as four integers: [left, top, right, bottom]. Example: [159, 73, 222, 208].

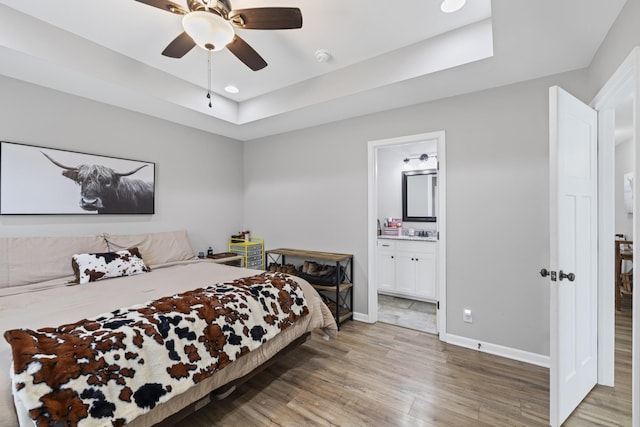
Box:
[266, 248, 353, 329]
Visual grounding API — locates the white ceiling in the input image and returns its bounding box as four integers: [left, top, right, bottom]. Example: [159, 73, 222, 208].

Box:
[0, 0, 628, 140]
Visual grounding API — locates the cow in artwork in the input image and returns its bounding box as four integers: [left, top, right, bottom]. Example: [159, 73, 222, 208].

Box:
[42, 152, 154, 214]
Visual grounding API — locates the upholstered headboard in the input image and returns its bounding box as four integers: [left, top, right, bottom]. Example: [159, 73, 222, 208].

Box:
[103, 230, 197, 267]
[0, 235, 107, 289]
[0, 230, 197, 289]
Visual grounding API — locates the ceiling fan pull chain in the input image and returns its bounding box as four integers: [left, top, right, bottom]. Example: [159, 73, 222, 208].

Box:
[207, 49, 212, 108]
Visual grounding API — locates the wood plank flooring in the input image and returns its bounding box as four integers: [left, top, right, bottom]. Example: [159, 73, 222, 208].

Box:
[179, 309, 632, 426]
[564, 306, 632, 426]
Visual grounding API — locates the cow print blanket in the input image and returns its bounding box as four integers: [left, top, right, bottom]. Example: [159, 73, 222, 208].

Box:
[4, 272, 309, 427]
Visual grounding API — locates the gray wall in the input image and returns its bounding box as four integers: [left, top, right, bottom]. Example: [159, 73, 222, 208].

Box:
[0, 76, 244, 254]
[244, 0, 640, 358]
[244, 70, 590, 356]
[587, 0, 640, 98]
[1, 0, 636, 360]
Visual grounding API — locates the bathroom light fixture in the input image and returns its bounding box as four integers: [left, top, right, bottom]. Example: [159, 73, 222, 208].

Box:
[440, 0, 466, 13]
[404, 153, 430, 164]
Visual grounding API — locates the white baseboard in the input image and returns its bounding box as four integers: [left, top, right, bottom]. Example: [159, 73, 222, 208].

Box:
[348, 316, 548, 368]
[352, 312, 372, 323]
[444, 333, 550, 368]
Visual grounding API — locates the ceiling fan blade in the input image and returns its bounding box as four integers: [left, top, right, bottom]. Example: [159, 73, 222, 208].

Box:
[228, 8, 302, 30]
[226, 35, 267, 71]
[162, 32, 196, 58]
[134, 0, 187, 15]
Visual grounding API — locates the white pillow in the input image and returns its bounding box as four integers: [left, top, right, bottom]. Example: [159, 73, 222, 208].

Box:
[72, 248, 150, 284]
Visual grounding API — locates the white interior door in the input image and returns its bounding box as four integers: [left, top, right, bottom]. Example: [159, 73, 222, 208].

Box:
[549, 86, 598, 426]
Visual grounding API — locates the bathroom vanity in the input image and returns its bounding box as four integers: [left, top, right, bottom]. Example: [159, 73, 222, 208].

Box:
[377, 236, 437, 302]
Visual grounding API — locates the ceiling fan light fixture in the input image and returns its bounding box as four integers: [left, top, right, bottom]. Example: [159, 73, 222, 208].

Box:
[182, 11, 235, 52]
[440, 0, 466, 13]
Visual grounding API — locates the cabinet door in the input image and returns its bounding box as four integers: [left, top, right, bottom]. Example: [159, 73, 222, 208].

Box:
[376, 241, 395, 291]
[414, 252, 437, 299]
[377, 254, 395, 291]
[395, 250, 417, 295]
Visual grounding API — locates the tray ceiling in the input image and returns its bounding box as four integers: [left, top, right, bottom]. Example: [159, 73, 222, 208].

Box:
[0, 0, 628, 140]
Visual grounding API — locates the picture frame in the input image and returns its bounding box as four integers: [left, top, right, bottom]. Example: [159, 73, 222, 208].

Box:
[0, 141, 155, 215]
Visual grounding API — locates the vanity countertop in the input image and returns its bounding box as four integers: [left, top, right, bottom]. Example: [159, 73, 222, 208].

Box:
[378, 235, 437, 242]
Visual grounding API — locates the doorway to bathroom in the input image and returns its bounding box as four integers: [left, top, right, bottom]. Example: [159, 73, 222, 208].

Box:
[367, 130, 447, 337]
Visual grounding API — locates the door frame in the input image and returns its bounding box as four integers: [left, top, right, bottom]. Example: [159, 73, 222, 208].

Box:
[590, 46, 638, 419]
[366, 130, 447, 338]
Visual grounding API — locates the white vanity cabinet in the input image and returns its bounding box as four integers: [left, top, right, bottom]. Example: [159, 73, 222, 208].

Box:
[377, 238, 437, 301]
[396, 240, 436, 299]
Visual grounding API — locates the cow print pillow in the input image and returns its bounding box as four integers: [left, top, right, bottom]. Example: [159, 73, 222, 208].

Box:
[72, 247, 150, 284]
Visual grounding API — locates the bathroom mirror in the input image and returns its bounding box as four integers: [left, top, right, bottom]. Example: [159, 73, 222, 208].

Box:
[402, 169, 437, 222]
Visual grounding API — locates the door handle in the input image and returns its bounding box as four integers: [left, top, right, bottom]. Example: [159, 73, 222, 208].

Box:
[559, 270, 575, 281]
[540, 268, 557, 281]
[541, 268, 574, 282]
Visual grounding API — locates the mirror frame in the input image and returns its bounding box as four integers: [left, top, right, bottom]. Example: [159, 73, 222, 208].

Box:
[402, 169, 437, 222]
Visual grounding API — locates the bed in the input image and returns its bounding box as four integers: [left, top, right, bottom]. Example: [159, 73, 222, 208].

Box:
[0, 231, 337, 426]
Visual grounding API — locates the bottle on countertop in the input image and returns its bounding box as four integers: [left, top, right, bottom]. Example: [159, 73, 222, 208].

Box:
[207, 247, 213, 257]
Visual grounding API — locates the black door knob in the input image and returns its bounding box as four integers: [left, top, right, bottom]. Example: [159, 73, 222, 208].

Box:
[559, 270, 575, 281]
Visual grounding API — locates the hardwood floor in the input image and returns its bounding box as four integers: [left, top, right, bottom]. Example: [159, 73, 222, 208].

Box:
[564, 306, 632, 426]
[179, 309, 632, 426]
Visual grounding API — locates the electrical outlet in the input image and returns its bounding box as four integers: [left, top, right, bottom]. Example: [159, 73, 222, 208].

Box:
[463, 308, 473, 323]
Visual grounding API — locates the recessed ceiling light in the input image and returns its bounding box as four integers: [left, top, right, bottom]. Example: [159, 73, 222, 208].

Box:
[440, 0, 466, 13]
[224, 85, 239, 94]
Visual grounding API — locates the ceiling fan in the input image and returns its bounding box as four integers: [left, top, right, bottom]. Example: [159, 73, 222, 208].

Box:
[135, 0, 303, 71]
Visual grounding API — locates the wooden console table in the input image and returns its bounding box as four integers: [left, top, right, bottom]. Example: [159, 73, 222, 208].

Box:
[205, 253, 244, 267]
[615, 240, 633, 310]
[266, 248, 353, 329]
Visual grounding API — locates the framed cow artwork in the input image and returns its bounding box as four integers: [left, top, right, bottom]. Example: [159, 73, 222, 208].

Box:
[0, 141, 155, 215]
